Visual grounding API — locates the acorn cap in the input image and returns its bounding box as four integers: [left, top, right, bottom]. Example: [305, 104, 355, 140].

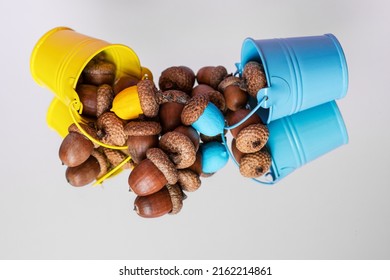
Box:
[91, 149, 109, 178]
[97, 112, 127, 146]
[82, 59, 116, 86]
[158, 66, 195, 93]
[218, 75, 241, 92]
[159, 131, 196, 169]
[137, 79, 159, 117]
[181, 94, 209, 125]
[155, 90, 190, 105]
[177, 169, 201, 192]
[96, 84, 114, 117]
[103, 148, 134, 170]
[206, 90, 226, 112]
[124, 120, 162, 136]
[239, 149, 272, 178]
[146, 148, 178, 185]
[166, 184, 183, 215]
[242, 61, 267, 97]
[236, 123, 269, 153]
[210, 66, 228, 89]
[68, 123, 99, 148]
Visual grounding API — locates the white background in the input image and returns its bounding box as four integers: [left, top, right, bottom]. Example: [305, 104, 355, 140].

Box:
[0, 0, 389, 259]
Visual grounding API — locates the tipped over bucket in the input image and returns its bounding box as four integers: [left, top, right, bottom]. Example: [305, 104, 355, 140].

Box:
[240, 34, 348, 124]
[264, 101, 348, 182]
[30, 26, 150, 136]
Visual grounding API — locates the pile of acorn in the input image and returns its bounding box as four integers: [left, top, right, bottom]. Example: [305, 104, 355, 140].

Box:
[58, 52, 272, 218]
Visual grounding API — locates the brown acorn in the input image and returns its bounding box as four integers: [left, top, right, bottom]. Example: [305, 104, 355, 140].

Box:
[159, 131, 197, 169]
[124, 121, 161, 164]
[128, 148, 178, 196]
[134, 186, 173, 218]
[96, 112, 127, 146]
[191, 84, 215, 97]
[134, 184, 185, 218]
[225, 108, 262, 138]
[76, 84, 98, 117]
[82, 58, 116, 86]
[76, 84, 114, 117]
[223, 84, 248, 111]
[235, 123, 269, 153]
[113, 75, 140, 95]
[159, 102, 185, 133]
[239, 149, 272, 178]
[65, 156, 101, 187]
[59, 132, 94, 167]
[196, 66, 228, 89]
[177, 169, 201, 192]
[158, 66, 195, 94]
[156, 90, 190, 133]
[174, 125, 200, 152]
[242, 61, 267, 97]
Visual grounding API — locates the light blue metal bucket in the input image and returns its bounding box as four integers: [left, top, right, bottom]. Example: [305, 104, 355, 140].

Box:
[264, 101, 348, 182]
[239, 34, 348, 124]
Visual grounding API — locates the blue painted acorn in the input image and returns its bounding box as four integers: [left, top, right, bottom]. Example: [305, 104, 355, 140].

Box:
[189, 141, 229, 176]
[181, 94, 225, 137]
[200, 141, 229, 174]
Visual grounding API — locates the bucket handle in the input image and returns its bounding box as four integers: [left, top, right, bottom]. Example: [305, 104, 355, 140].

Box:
[69, 100, 128, 150]
[68, 99, 133, 185]
[222, 95, 275, 185]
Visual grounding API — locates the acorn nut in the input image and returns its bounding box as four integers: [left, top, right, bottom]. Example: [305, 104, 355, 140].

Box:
[96, 112, 127, 146]
[76, 84, 98, 117]
[82, 58, 116, 86]
[242, 61, 267, 97]
[177, 169, 201, 192]
[231, 138, 272, 178]
[96, 84, 114, 117]
[59, 124, 97, 167]
[173, 125, 200, 152]
[223, 84, 248, 111]
[111, 79, 159, 120]
[159, 131, 197, 169]
[181, 94, 225, 137]
[239, 149, 272, 178]
[225, 108, 262, 138]
[134, 186, 173, 218]
[65, 156, 101, 187]
[158, 66, 195, 94]
[124, 120, 161, 164]
[128, 148, 178, 196]
[156, 90, 190, 133]
[134, 184, 185, 218]
[235, 123, 269, 153]
[196, 66, 228, 89]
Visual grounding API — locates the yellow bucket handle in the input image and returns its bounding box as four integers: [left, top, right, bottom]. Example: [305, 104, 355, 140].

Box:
[68, 100, 128, 150]
[93, 154, 132, 186]
[68, 99, 132, 186]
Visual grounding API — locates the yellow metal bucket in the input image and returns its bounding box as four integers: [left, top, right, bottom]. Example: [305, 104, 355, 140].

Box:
[30, 27, 151, 184]
[30, 26, 151, 136]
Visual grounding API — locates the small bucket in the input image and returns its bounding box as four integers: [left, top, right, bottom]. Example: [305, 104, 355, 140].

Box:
[30, 26, 151, 136]
[264, 101, 348, 182]
[239, 34, 348, 123]
[30, 27, 152, 184]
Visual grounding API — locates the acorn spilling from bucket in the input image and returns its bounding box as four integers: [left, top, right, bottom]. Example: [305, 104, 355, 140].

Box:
[57, 51, 271, 218]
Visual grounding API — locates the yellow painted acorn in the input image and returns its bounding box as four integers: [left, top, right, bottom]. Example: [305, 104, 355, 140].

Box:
[111, 79, 159, 120]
